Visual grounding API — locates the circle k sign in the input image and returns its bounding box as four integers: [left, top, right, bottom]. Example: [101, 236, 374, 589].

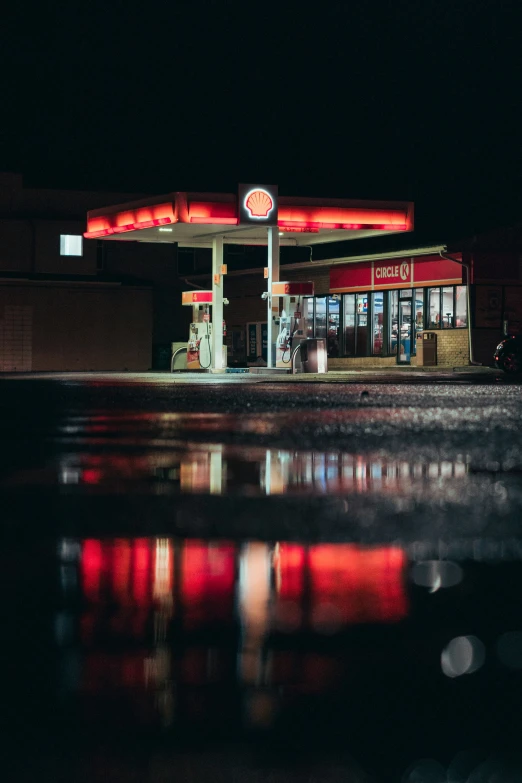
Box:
[374, 260, 410, 282]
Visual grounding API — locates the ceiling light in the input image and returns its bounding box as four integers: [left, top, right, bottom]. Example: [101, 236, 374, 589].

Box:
[279, 231, 284, 236]
[159, 227, 173, 232]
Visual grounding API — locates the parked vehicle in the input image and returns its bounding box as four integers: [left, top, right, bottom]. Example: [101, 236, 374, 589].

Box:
[494, 335, 522, 373]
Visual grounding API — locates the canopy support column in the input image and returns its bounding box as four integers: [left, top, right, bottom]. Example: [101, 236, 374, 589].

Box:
[266, 227, 280, 369]
[212, 236, 224, 371]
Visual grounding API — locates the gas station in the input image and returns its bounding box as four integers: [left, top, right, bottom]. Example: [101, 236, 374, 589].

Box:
[85, 186, 414, 372]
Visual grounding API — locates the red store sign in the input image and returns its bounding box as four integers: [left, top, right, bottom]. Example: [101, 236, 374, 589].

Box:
[330, 254, 463, 293]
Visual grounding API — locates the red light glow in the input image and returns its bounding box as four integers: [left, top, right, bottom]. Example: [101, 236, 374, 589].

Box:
[84, 203, 176, 238]
[133, 539, 151, 607]
[81, 539, 103, 601]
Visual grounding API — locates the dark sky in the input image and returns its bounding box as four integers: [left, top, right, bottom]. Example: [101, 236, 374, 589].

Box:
[2, 0, 522, 242]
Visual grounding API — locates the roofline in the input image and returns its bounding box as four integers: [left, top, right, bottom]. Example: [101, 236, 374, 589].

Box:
[319, 244, 448, 266]
[186, 244, 449, 280]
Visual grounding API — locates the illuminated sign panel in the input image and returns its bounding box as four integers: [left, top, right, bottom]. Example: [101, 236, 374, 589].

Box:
[330, 255, 463, 293]
[272, 281, 314, 297]
[238, 184, 278, 226]
[182, 290, 213, 305]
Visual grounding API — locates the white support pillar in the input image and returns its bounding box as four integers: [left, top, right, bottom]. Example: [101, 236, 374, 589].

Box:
[212, 236, 224, 371]
[266, 226, 280, 369]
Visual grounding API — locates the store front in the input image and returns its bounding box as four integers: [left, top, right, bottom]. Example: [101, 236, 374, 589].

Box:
[304, 253, 469, 366]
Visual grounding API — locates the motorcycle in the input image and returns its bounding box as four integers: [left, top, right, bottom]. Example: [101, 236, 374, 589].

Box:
[493, 334, 522, 374]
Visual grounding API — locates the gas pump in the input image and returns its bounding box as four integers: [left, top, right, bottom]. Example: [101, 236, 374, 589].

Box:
[181, 291, 228, 370]
[271, 282, 314, 368]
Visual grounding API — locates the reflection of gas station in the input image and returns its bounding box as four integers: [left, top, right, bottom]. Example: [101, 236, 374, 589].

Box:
[85, 186, 413, 371]
[59, 537, 407, 731]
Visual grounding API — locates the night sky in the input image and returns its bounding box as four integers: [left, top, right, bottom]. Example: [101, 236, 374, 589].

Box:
[2, 0, 522, 244]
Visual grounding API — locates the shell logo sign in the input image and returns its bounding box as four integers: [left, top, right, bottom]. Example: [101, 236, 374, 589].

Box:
[245, 189, 274, 218]
[238, 184, 278, 225]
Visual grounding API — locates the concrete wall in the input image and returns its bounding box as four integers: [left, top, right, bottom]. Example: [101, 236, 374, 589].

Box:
[0, 219, 97, 275]
[0, 282, 152, 371]
[471, 329, 499, 367]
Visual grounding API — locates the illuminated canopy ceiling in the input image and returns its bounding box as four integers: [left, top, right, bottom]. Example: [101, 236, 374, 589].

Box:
[85, 191, 414, 248]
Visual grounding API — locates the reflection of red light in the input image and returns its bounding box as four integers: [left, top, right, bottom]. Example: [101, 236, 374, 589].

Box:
[277, 544, 306, 600]
[113, 539, 131, 601]
[276, 544, 407, 626]
[133, 539, 151, 607]
[82, 468, 103, 485]
[82, 539, 103, 601]
[308, 545, 407, 624]
[181, 542, 236, 628]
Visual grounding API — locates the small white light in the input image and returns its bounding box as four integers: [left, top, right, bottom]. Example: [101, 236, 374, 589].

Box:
[159, 227, 173, 232]
[278, 231, 284, 236]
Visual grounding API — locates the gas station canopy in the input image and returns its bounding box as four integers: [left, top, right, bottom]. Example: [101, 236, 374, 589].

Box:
[84, 188, 414, 247]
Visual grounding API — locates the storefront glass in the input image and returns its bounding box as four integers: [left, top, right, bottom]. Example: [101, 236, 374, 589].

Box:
[328, 296, 340, 357]
[373, 292, 384, 355]
[398, 298, 412, 362]
[415, 289, 424, 331]
[355, 293, 368, 356]
[344, 294, 356, 356]
[428, 288, 441, 328]
[304, 297, 315, 338]
[455, 286, 467, 327]
[442, 287, 454, 328]
[315, 297, 327, 339]
[389, 290, 399, 355]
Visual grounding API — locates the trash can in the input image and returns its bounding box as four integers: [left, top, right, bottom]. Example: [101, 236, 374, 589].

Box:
[416, 332, 437, 366]
[300, 338, 328, 373]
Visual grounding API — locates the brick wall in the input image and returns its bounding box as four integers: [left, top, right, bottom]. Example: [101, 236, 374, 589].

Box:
[412, 329, 469, 367]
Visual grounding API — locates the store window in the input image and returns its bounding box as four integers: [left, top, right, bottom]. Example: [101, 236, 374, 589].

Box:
[427, 288, 441, 328]
[389, 290, 399, 354]
[304, 297, 315, 338]
[355, 293, 368, 356]
[328, 296, 340, 357]
[415, 289, 424, 331]
[344, 294, 356, 355]
[455, 286, 467, 328]
[426, 286, 467, 329]
[315, 297, 327, 340]
[442, 287, 454, 328]
[373, 293, 384, 355]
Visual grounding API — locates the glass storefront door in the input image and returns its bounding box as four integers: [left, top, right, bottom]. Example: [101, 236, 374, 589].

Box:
[397, 298, 412, 364]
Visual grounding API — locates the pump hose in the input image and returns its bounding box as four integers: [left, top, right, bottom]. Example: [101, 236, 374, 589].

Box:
[199, 321, 212, 370]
